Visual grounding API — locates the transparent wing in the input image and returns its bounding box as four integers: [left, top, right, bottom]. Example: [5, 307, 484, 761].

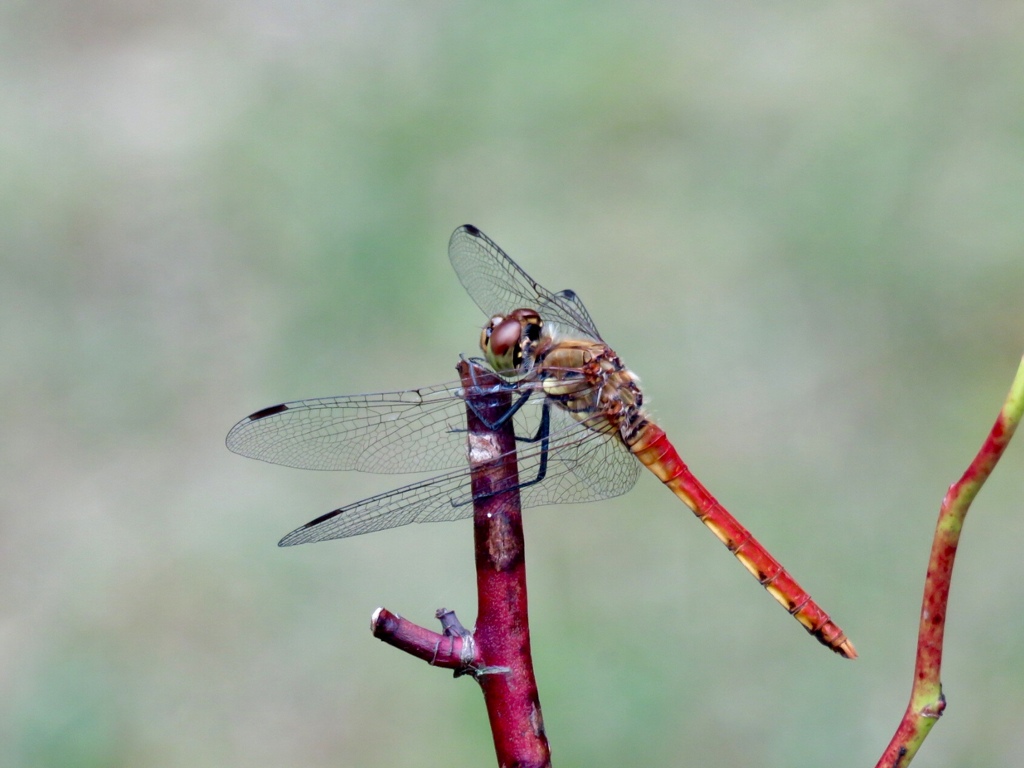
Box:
[277, 401, 641, 545]
[277, 467, 477, 545]
[227, 380, 552, 474]
[448, 224, 603, 341]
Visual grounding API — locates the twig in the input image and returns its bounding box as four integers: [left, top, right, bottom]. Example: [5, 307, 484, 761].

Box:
[875, 355, 1024, 768]
[370, 361, 550, 767]
[370, 607, 477, 672]
[462, 360, 550, 767]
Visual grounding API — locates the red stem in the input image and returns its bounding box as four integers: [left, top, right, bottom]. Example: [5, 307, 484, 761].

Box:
[875, 359, 1023, 767]
[460, 360, 551, 768]
[371, 362, 550, 767]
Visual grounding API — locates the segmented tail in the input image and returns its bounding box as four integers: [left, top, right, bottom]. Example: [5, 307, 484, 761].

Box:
[629, 423, 856, 658]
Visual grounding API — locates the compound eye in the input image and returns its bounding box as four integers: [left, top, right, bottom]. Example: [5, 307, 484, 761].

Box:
[487, 317, 522, 361]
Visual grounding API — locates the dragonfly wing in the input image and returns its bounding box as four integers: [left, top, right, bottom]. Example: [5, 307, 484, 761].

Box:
[226, 381, 472, 473]
[278, 468, 478, 545]
[227, 379, 554, 474]
[277, 400, 639, 545]
[449, 225, 603, 341]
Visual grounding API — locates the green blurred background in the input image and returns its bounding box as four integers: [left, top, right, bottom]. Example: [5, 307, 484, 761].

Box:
[4, 1, 1024, 766]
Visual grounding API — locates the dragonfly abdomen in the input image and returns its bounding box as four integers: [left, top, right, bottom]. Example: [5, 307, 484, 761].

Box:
[628, 423, 857, 658]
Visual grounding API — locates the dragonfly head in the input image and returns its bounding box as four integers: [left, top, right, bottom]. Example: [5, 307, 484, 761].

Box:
[481, 308, 543, 375]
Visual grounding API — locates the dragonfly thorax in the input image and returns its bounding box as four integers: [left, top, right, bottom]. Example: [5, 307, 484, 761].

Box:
[536, 339, 649, 446]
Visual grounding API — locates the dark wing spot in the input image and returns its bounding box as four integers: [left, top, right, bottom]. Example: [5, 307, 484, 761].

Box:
[301, 508, 343, 528]
[462, 223, 481, 235]
[248, 403, 289, 420]
[278, 508, 345, 546]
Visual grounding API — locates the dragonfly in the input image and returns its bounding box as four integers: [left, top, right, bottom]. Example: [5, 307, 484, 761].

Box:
[227, 224, 856, 658]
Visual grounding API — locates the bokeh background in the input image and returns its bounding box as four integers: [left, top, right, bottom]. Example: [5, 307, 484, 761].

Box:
[4, 2, 1024, 766]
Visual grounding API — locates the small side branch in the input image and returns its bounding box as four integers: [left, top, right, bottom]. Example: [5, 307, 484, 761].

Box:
[371, 607, 481, 673]
[875, 355, 1024, 768]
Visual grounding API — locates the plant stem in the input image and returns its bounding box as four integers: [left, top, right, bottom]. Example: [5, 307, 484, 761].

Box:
[371, 361, 550, 767]
[459, 360, 551, 768]
[875, 355, 1024, 767]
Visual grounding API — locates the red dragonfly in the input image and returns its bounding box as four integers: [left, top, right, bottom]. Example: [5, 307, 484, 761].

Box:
[227, 225, 856, 658]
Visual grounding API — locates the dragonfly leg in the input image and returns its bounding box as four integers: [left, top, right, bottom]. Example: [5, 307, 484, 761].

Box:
[463, 372, 535, 431]
[468, 388, 534, 431]
[450, 403, 552, 509]
[463, 363, 552, 438]
[516, 403, 551, 487]
[455, 362, 537, 437]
